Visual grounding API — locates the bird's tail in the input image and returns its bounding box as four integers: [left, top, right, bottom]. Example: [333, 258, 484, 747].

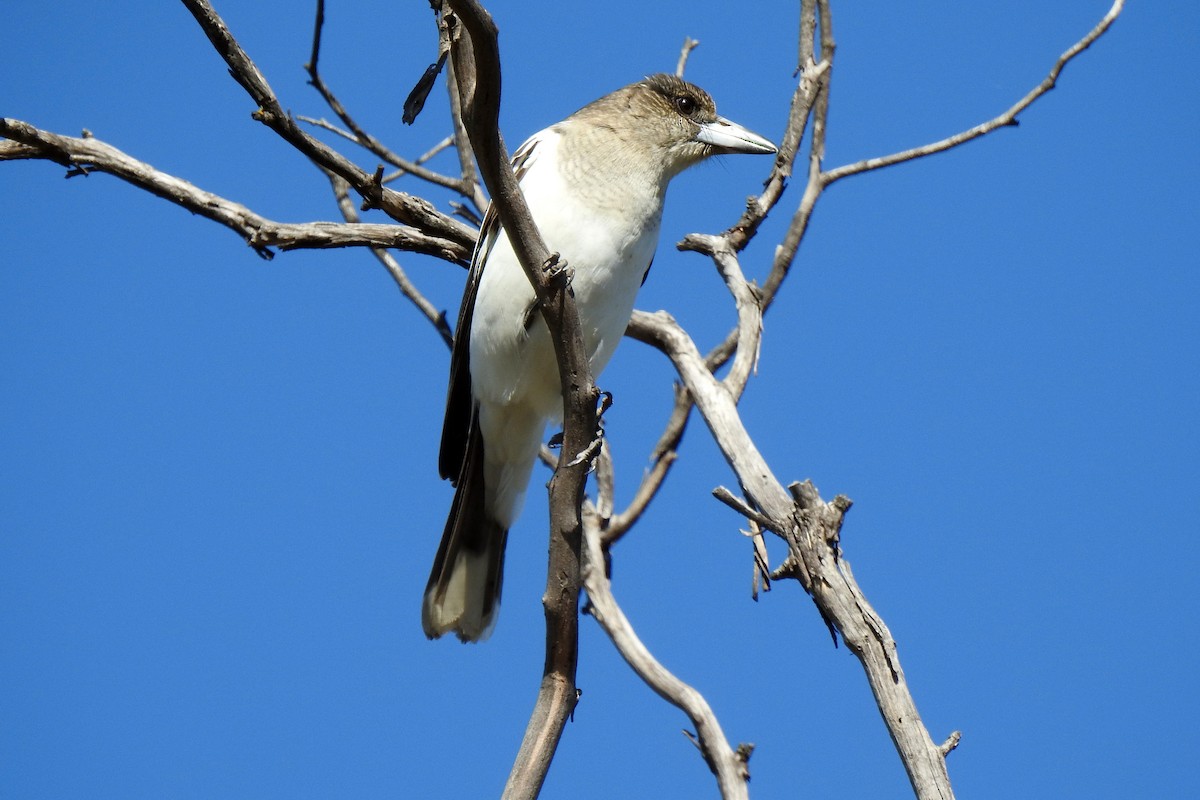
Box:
[422, 418, 508, 642]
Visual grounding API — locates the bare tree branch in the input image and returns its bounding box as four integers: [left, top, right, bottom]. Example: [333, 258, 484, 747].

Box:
[601, 8, 830, 552]
[292, 123, 457, 193]
[626, 0, 1124, 599]
[749, 520, 771, 600]
[712, 486, 779, 535]
[676, 236, 763, 395]
[580, 515, 751, 799]
[599, 0, 831, 546]
[599, 385, 686, 546]
[635, 305, 959, 798]
[382, 136, 458, 186]
[444, 54, 490, 215]
[0, 119, 470, 263]
[676, 27, 831, 370]
[294, 113, 361, 144]
[606, 41, 826, 549]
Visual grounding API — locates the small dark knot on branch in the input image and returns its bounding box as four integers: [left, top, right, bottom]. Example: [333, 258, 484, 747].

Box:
[359, 165, 386, 212]
[735, 741, 755, 779]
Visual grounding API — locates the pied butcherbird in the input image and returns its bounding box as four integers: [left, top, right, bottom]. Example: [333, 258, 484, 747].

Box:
[423, 73, 776, 642]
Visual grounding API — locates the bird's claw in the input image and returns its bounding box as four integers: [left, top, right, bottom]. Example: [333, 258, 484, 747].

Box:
[543, 252, 574, 289]
[566, 394, 611, 470]
[565, 432, 604, 470]
[547, 392, 610, 469]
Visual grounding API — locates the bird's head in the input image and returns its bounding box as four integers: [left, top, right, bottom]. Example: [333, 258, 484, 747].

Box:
[554, 73, 772, 200]
[638, 73, 777, 169]
[567, 73, 776, 184]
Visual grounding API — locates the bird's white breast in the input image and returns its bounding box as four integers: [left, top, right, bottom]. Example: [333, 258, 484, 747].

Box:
[469, 129, 664, 418]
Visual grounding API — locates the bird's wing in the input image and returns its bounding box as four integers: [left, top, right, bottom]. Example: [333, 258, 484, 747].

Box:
[438, 133, 543, 482]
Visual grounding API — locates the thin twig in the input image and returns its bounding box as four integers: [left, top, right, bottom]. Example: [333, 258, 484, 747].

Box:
[381, 136, 458, 185]
[600, 381, 689, 546]
[821, 0, 1125, 185]
[302, 0, 467, 192]
[445, 52, 489, 217]
[749, 520, 771, 601]
[675, 37, 699, 78]
[322, 169, 454, 348]
[294, 113, 357, 143]
[712, 487, 778, 534]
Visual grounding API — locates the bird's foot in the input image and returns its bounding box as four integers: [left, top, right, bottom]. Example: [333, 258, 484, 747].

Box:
[542, 252, 573, 289]
[565, 432, 603, 469]
[564, 392, 613, 469]
[548, 391, 612, 470]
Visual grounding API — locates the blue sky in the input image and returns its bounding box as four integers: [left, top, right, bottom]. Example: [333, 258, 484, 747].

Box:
[2, 2, 1196, 798]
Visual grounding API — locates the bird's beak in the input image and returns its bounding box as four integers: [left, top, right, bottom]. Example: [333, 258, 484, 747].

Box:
[696, 116, 777, 155]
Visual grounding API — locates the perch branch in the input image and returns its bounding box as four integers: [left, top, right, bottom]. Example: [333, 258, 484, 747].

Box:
[438, 2, 601, 798]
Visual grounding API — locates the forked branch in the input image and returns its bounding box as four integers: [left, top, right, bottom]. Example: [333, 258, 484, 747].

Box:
[179, 0, 476, 249]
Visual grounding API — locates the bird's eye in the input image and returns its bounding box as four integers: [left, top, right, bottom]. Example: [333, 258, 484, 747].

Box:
[674, 95, 697, 116]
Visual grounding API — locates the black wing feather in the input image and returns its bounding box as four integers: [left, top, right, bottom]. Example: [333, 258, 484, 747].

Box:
[437, 136, 542, 482]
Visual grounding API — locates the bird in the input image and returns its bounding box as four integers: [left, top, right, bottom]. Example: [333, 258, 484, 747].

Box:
[423, 73, 776, 642]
